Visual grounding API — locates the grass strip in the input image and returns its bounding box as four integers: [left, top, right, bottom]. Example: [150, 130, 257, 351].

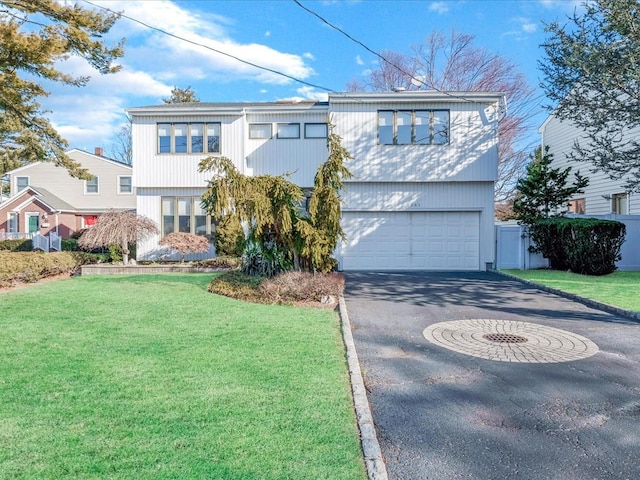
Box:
[503, 270, 640, 312]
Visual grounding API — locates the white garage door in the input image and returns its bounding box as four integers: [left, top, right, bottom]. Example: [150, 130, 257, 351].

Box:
[341, 211, 480, 271]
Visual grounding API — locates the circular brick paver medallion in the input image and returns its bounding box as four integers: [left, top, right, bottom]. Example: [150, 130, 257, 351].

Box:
[423, 319, 599, 363]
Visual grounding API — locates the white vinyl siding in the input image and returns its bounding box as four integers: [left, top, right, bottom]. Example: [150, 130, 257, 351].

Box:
[332, 101, 498, 183]
[135, 115, 244, 188]
[245, 111, 329, 187]
[541, 114, 640, 215]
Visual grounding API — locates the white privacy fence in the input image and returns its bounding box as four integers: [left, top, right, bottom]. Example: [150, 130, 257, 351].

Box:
[495, 215, 640, 271]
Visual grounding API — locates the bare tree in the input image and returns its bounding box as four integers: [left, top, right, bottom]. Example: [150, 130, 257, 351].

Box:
[348, 30, 538, 202]
[78, 210, 159, 265]
[110, 122, 132, 165]
[159, 232, 210, 262]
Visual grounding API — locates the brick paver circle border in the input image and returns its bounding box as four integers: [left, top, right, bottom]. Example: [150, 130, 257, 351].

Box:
[423, 319, 599, 363]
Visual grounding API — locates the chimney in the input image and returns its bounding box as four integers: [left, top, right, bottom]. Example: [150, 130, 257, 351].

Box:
[94, 147, 103, 156]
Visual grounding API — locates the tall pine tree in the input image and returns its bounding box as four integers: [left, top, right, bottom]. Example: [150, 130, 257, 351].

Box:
[0, 0, 124, 178]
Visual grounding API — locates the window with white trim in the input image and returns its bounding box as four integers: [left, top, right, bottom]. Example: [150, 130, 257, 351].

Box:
[612, 193, 628, 214]
[118, 176, 132, 194]
[16, 176, 29, 191]
[378, 110, 450, 145]
[157, 123, 221, 154]
[277, 123, 300, 139]
[8, 212, 18, 233]
[85, 176, 99, 194]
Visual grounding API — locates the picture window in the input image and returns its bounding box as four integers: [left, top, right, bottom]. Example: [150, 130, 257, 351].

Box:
[378, 110, 450, 145]
[157, 123, 221, 154]
[277, 123, 300, 139]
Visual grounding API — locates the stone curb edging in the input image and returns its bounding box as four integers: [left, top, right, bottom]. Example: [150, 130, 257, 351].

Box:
[495, 271, 640, 323]
[338, 295, 389, 480]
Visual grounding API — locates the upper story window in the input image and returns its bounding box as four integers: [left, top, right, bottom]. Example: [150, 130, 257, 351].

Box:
[304, 123, 328, 138]
[118, 176, 132, 194]
[16, 176, 29, 191]
[85, 176, 99, 194]
[249, 123, 272, 139]
[157, 123, 221, 154]
[378, 110, 450, 145]
[277, 123, 300, 139]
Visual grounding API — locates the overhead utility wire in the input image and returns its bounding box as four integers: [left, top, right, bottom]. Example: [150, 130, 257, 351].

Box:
[81, 0, 335, 93]
[292, 0, 485, 104]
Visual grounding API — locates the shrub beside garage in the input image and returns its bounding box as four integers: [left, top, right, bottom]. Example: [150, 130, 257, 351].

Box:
[529, 217, 626, 275]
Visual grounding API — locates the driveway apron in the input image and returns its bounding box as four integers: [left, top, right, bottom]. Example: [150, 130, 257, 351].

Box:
[344, 272, 640, 480]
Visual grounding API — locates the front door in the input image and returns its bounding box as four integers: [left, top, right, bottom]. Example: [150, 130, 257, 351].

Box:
[27, 213, 40, 233]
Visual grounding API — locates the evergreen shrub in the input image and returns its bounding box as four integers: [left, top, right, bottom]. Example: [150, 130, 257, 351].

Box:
[0, 251, 99, 287]
[61, 238, 79, 251]
[213, 214, 245, 256]
[0, 239, 33, 251]
[530, 217, 625, 275]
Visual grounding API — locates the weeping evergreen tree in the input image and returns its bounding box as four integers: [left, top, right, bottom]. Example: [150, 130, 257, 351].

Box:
[298, 123, 353, 272]
[198, 122, 352, 274]
[198, 156, 303, 271]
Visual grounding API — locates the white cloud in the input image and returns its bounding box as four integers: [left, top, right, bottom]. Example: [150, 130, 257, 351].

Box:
[265, 30, 271, 37]
[355, 55, 364, 66]
[38, 0, 318, 151]
[297, 86, 328, 101]
[429, 2, 449, 14]
[501, 17, 540, 39]
[538, 0, 583, 11]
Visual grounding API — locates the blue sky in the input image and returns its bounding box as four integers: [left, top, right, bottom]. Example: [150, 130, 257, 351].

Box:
[43, 0, 582, 157]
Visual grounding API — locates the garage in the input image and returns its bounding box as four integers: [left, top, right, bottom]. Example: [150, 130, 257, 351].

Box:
[340, 211, 480, 271]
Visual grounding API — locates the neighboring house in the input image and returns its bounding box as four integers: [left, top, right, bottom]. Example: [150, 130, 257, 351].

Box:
[127, 91, 504, 270]
[539, 114, 640, 215]
[0, 148, 135, 239]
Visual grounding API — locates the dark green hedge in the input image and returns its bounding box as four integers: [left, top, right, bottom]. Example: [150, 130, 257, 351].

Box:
[529, 217, 626, 275]
[0, 239, 33, 251]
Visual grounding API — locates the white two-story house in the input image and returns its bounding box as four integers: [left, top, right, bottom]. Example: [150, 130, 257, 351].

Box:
[127, 91, 504, 270]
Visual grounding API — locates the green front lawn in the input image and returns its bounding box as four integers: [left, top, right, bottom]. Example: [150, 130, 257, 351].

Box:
[0, 274, 366, 480]
[503, 270, 640, 312]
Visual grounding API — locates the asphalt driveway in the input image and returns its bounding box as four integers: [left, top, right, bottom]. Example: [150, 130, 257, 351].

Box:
[344, 271, 640, 480]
